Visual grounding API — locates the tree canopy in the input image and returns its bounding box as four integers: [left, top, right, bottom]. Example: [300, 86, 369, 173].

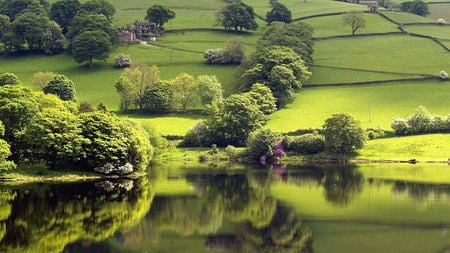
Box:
[42, 74, 76, 101]
[71, 30, 112, 68]
[145, 3, 175, 31]
[216, 2, 258, 32]
[266, 2, 292, 25]
[342, 11, 366, 35]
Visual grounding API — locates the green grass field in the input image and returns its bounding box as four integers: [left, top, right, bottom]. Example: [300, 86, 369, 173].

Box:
[428, 3, 450, 21]
[356, 134, 450, 161]
[380, 11, 435, 24]
[403, 24, 450, 48]
[304, 13, 400, 38]
[266, 80, 450, 132]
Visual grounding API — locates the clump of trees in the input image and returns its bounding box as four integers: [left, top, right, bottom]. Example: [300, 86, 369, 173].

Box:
[216, 2, 258, 32]
[400, 0, 429, 16]
[115, 64, 224, 112]
[391, 106, 450, 135]
[145, 3, 176, 33]
[0, 82, 154, 173]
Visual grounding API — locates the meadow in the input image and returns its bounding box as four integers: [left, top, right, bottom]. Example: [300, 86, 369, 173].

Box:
[266, 80, 450, 132]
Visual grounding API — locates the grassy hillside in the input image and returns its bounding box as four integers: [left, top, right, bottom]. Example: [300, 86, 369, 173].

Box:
[266, 80, 450, 132]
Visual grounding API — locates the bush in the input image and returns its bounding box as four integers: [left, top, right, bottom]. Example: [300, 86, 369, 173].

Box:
[440, 71, 448, 80]
[438, 18, 446, 24]
[290, 133, 325, 154]
[246, 129, 279, 162]
[407, 105, 433, 133]
[204, 49, 224, 64]
[180, 121, 212, 147]
[0, 72, 21, 86]
[391, 118, 409, 135]
[114, 54, 132, 68]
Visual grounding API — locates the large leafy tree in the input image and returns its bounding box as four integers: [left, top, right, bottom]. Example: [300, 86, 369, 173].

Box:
[171, 73, 197, 111]
[67, 13, 117, 45]
[21, 107, 87, 168]
[145, 3, 175, 32]
[266, 2, 292, 25]
[142, 81, 172, 112]
[0, 14, 11, 40]
[115, 64, 160, 110]
[42, 74, 76, 101]
[50, 0, 81, 34]
[322, 113, 367, 158]
[71, 30, 112, 68]
[207, 94, 266, 146]
[0, 121, 15, 171]
[242, 46, 311, 108]
[79, 0, 115, 21]
[12, 11, 49, 51]
[257, 22, 314, 64]
[197, 75, 223, 105]
[216, 2, 258, 32]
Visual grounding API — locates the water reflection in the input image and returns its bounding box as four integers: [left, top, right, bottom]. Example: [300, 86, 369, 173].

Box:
[0, 163, 448, 253]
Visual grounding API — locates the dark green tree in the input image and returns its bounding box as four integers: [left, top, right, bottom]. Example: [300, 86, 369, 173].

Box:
[0, 72, 21, 86]
[42, 74, 76, 101]
[142, 81, 173, 112]
[246, 128, 279, 162]
[12, 11, 49, 51]
[266, 2, 292, 24]
[42, 20, 65, 54]
[67, 13, 117, 46]
[80, 0, 115, 21]
[145, 3, 175, 32]
[0, 14, 11, 39]
[246, 83, 277, 115]
[71, 30, 112, 68]
[207, 94, 266, 146]
[50, 0, 81, 34]
[323, 113, 367, 158]
[257, 21, 314, 64]
[216, 2, 258, 31]
[408, 0, 429, 16]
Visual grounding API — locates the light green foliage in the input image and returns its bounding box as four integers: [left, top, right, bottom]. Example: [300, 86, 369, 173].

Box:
[42, 74, 76, 101]
[171, 73, 197, 111]
[115, 64, 160, 110]
[20, 107, 86, 168]
[0, 73, 21, 86]
[323, 113, 367, 155]
[246, 83, 277, 115]
[145, 3, 176, 31]
[246, 128, 279, 162]
[32, 71, 56, 88]
[207, 94, 266, 146]
[0, 122, 15, 171]
[243, 45, 311, 108]
[216, 2, 258, 31]
[289, 133, 325, 154]
[342, 11, 366, 35]
[72, 30, 113, 68]
[266, 2, 292, 24]
[197, 75, 223, 105]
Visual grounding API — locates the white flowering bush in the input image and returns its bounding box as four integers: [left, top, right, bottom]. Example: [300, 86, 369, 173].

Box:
[114, 54, 132, 68]
[440, 70, 448, 80]
[438, 18, 446, 24]
[204, 49, 224, 64]
[94, 162, 134, 175]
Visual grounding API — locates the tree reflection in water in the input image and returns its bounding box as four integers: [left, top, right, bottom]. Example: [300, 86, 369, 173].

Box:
[323, 165, 364, 207]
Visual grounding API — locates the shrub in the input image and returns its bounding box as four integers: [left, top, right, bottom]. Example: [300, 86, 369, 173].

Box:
[440, 71, 448, 80]
[0, 72, 21, 86]
[407, 105, 433, 133]
[204, 49, 224, 64]
[114, 54, 132, 68]
[180, 121, 212, 147]
[246, 129, 279, 162]
[391, 118, 409, 135]
[225, 145, 244, 161]
[290, 133, 325, 154]
[438, 18, 446, 24]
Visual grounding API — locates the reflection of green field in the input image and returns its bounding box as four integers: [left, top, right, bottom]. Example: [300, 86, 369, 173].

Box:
[266, 81, 450, 131]
[308, 221, 450, 253]
[357, 134, 450, 162]
[271, 181, 450, 224]
[304, 13, 399, 38]
[357, 163, 450, 183]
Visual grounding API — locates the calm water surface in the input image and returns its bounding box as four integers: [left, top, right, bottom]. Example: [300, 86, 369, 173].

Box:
[0, 163, 449, 253]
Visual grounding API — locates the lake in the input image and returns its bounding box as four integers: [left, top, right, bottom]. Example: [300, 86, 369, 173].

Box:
[0, 162, 449, 253]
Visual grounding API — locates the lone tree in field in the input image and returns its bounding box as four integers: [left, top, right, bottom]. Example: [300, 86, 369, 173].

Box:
[145, 3, 176, 33]
[323, 113, 367, 159]
[42, 74, 76, 101]
[72, 30, 112, 68]
[342, 11, 366, 35]
[216, 2, 258, 32]
[266, 2, 292, 25]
